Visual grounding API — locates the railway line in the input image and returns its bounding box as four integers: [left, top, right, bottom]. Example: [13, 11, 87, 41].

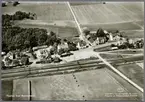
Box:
[1, 55, 143, 80]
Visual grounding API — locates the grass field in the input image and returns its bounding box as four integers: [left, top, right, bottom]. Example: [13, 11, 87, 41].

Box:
[114, 63, 144, 88]
[110, 50, 143, 55]
[2, 80, 13, 101]
[14, 22, 79, 38]
[99, 53, 134, 61]
[121, 30, 144, 38]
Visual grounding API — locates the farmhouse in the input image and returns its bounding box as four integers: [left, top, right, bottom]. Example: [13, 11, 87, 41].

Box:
[3, 56, 12, 67]
[57, 41, 69, 52]
[35, 49, 51, 59]
[6, 51, 15, 60]
[92, 37, 99, 46]
[77, 40, 87, 49]
[113, 35, 121, 41]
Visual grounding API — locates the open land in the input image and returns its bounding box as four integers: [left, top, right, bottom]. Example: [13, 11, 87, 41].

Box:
[12, 68, 142, 100]
[2, 2, 79, 38]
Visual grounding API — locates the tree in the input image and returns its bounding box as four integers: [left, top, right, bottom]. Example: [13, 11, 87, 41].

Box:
[96, 28, 106, 37]
[53, 57, 62, 63]
[68, 42, 78, 51]
[20, 57, 29, 65]
[12, 59, 20, 66]
[82, 27, 90, 36]
[38, 33, 48, 45]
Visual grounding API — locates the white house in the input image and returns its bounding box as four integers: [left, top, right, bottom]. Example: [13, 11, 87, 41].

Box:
[129, 39, 134, 44]
[57, 43, 69, 52]
[109, 33, 113, 41]
[113, 35, 121, 41]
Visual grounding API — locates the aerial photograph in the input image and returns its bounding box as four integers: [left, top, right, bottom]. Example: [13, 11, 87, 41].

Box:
[1, 1, 144, 101]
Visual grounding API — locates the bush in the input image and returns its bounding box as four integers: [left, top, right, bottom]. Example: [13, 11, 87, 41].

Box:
[2, 3, 7, 7]
[111, 44, 116, 47]
[53, 57, 62, 63]
[13, 1, 20, 6]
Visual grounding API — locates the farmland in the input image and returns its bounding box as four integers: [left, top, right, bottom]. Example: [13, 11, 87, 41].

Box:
[72, 2, 144, 24]
[113, 63, 144, 88]
[72, 2, 144, 39]
[14, 22, 79, 38]
[2, 2, 79, 38]
[2, 80, 13, 101]
[2, 2, 74, 21]
[12, 68, 143, 100]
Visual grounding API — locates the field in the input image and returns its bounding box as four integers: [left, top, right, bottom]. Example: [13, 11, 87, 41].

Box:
[72, 2, 144, 38]
[2, 2, 80, 38]
[2, 2, 74, 21]
[72, 2, 144, 24]
[2, 80, 13, 101]
[113, 63, 144, 88]
[14, 21, 79, 38]
[81, 21, 143, 31]
[12, 68, 142, 100]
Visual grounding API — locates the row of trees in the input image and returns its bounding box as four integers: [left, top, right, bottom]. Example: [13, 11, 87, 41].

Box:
[2, 11, 35, 23]
[2, 1, 20, 7]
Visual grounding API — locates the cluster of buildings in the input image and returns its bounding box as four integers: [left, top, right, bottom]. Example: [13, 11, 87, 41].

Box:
[84, 28, 144, 50]
[2, 51, 29, 68]
[34, 39, 88, 60]
[85, 29, 114, 46]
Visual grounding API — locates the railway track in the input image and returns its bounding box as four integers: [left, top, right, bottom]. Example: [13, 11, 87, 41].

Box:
[1, 55, 143, 80]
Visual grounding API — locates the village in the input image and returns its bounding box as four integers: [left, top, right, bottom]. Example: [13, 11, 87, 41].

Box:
[1, 27, 143, 69]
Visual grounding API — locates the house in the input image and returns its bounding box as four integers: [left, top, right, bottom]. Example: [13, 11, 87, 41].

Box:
[90, 31, 97, 35]
[7, 51, 15, 60]
[103, 30, 108, 34]
[128, 39, 134, 44]
[86, 34, 91, 39]
[92, 37, 99, 46]
[3, 56, 12, 67]
[113, 35, 121, 41]
[109, 33, 113, 41]
[99, 37, 106, 44]
[111, 47, 118, 50]
[77, 40, 87, 49]
[57, 42, 69, 52]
